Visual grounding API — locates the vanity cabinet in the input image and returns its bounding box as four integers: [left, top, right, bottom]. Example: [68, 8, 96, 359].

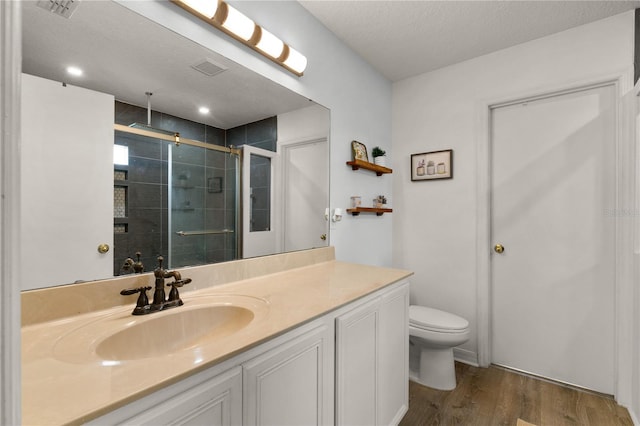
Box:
[89, 280, 408, 426]
[85, 366, 242, 425]
[90, 319, 333, 426]
[335, 283, 409, 426]
[243, 324, 333, 425]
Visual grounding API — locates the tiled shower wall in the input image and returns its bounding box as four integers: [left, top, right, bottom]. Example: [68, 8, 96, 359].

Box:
[113, 101, 276, 275]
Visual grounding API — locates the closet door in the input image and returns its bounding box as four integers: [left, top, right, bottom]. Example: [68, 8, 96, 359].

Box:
[491, 84, 616, 394]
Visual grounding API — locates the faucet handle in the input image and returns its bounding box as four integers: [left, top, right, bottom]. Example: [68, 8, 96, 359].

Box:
[166, 278, 192, 288]
[166, 278, 191, 302]
[120, 286, 152, 309]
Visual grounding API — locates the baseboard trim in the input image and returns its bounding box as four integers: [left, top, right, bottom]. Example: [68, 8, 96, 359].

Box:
[628, 407, 640, 426]
[453, 348, 478, 367]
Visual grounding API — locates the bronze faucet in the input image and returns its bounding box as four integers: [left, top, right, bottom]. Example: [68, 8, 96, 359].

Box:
[120, 255, 191, 315]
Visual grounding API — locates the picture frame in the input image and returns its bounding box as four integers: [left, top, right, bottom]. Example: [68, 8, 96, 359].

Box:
[411, 149, 453, 181]
[207, 177, 223, 193]
[351, 140, 369, 162]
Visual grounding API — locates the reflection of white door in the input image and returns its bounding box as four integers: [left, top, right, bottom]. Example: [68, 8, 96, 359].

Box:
[282, 138, 329, 252]
[490, 84, 616, 394]
[242, 145, 278, 258]
[20, 74, 114, 289]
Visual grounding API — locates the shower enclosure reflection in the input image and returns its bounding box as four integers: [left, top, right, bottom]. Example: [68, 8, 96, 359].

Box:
[113, 101, 284, 274]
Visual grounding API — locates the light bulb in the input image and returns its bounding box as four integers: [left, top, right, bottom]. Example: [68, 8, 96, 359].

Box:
[178, 0, 218, 19]
[66, 66, 83, 76]
[283, 46, 307, 74]
[222, 4, 256, 41]
[256, 27, 284, 59]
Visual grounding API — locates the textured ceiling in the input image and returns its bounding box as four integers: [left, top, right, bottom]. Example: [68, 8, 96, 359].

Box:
[299, 1, 640, 82]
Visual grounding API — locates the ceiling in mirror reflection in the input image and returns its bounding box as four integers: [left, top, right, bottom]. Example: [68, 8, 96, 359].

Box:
[22, 0, 312, 129]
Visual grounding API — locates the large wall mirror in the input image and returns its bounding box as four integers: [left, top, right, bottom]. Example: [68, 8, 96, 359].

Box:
[21, 0, 330, 290]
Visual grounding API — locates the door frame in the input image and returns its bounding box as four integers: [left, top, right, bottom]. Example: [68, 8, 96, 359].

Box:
[241, 145, 280, 258]
[1, 1, 22, 424]
[475, 69, 635, 403]
[278, 137, 329, 251]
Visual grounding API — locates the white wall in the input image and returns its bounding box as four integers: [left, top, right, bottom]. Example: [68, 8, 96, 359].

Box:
[392, 10, 634, 373]
[118, 1, 394, 267]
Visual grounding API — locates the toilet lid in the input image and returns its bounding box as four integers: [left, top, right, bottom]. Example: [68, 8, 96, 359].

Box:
[409, 305, 469, 331]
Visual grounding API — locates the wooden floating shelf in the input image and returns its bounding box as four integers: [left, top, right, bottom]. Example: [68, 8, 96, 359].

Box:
[346, 159, 392, 176]
[347, 207, 393, 216]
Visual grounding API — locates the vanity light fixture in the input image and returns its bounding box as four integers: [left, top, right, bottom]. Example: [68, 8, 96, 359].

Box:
[172, 0, 307, 76]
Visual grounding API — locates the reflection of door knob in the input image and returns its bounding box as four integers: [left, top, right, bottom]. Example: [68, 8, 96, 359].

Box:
[320, 234, 327, 241]
[97, 243, 110, 254]
[494, 244, 504, 254]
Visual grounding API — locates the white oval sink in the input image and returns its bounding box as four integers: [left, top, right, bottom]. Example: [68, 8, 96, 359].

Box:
[53, 294, 269, 363]
[96, 305, 254, 361]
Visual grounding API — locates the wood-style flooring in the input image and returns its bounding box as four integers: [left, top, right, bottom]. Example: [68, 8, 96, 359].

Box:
[399, 362, 633, 426]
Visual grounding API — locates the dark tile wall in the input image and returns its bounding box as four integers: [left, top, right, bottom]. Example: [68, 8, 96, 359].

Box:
[113, 102, 276, 274]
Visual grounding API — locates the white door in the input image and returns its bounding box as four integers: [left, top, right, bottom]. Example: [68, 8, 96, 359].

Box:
[282, 138, 329, 251]
[490, 84, 616, 394]
[242, 145, 278, 258]
[21, 74, 114, 289]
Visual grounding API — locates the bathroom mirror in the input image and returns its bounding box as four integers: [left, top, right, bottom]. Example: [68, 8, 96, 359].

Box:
[21, 0, 330, 289]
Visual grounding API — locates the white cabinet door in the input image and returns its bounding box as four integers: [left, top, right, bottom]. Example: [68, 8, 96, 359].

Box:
[335, 298, 379, 426]
[335, 282, 410, 426]
[377, 284, 409, 425]
[114, 367, 242, 426]
[243, 324, 332, 426]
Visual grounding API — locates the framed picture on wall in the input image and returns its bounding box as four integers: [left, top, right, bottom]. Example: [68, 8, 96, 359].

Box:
[351, 140, 369, 162]
[207, 177, 223, 193]
[411, 149, 453, 181]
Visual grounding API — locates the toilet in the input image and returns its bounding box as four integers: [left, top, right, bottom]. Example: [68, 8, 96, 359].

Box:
[409, 305, 470, 390]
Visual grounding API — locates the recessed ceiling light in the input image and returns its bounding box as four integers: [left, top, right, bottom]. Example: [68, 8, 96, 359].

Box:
[66, 66, 83, 76]
[199, 107, 210, 114]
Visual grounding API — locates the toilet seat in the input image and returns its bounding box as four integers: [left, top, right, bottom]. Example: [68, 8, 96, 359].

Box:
[409, 305, 469, 333]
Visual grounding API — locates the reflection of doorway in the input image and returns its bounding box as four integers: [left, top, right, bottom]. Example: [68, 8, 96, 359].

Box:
[489, 84, 616, 394]
[281, 138, 329, 252]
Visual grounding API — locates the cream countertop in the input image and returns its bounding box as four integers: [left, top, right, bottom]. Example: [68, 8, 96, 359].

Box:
[22, 257, 412, 425]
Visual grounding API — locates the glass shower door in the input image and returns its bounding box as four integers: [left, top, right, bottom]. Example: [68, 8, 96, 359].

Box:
[168, 143, 239, 269]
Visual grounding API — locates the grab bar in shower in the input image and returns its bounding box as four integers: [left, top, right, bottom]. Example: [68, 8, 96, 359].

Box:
[175, 229, 234, 236]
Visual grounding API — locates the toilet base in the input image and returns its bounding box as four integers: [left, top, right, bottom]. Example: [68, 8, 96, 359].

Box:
[410, 344, 457, 391]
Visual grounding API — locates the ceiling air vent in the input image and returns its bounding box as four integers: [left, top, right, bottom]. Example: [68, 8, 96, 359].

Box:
[191, 59, 228, 77]
[36, 0, 80, 18]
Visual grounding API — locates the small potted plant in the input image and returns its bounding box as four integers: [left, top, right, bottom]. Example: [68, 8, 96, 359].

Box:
[374, 195, 387, 208]
[372, 146, 387, 167]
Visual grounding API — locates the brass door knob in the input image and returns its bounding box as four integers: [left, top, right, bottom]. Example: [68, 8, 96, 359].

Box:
[320, 234, 327, 241]
[97, 243, 110, 254]
[494, 244, 504, 254]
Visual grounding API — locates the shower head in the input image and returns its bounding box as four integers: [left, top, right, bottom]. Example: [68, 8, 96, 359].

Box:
[129, 91, 177, 137]
[128, 122, 177, 137]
